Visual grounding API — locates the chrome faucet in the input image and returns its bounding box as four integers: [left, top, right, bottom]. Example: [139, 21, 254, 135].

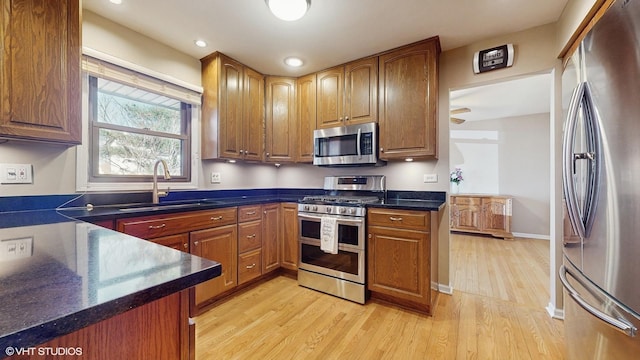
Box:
[152, 159, 171, 204]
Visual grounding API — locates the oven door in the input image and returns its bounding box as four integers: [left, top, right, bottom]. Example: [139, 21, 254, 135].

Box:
[298, 212, 365, 284]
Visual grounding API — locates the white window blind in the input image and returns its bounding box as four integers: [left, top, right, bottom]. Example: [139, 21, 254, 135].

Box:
[82, 49, 202, 106]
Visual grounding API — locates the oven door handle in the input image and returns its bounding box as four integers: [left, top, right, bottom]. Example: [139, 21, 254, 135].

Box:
[298, 213, 364, 225]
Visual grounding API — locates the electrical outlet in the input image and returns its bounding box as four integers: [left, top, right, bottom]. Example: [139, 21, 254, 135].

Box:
[0, 163, 33, 184]
[211, 172, 221, 184]
[423, 174, 438, 183]
[0, 237, 33, 261]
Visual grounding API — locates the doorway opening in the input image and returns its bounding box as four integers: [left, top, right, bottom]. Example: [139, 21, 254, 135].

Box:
[448, 72, 552, 309]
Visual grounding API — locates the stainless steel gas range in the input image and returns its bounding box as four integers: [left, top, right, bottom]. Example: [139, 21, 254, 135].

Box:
[297, 175, 385, 304]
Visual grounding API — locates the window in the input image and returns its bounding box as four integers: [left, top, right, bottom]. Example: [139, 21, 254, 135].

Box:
[88, 76, 191, 182]
[77, 52, 202, 191]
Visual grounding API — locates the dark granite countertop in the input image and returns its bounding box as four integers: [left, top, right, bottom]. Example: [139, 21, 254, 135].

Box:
[0, 212, 221, 350]
[368, 198, 446, 211]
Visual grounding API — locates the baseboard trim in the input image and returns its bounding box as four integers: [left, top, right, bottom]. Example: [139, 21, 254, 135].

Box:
[438, 283, 454, 295]
[512, 232, 550, 240]
[546, 302, 564, 319]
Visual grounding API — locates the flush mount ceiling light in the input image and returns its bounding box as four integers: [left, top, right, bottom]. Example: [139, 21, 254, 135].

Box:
[284, 57, 303, 67]
[266, 0, 310, 21]
[194, 40, 207, 48]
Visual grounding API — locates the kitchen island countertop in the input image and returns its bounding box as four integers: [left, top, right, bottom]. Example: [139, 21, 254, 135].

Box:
[0, 210, 221, 350]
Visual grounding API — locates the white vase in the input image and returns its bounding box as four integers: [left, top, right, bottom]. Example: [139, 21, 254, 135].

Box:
[451, 182, 459, 194]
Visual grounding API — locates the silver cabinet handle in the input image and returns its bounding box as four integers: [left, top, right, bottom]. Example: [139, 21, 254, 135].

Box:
[266, 152, 270, 157]
[345, 116, 349, 121]
[211, 216, 223, 221]
[559, 265, 636, 337]
[239, 149, 244, 154]
[246, 263, 256, 269]
[389, 216, 403, 221]
[148, 223, 166, 229]
[193, 241, 199, 246]
[183, 243, 188, 250]
[245, 211, 256, 215]
[246, 234, 256, 239]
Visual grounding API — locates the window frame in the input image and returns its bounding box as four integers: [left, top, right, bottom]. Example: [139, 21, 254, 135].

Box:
[76, 50, 202, 192]
[87, 75, 192, 183]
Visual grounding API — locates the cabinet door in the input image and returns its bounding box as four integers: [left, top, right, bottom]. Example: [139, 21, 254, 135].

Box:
[238, 248, 262, 285]
[296, 74, 316, 162]
[265, 77, 296, 162]
[367, 226, 430, 306]
[190, 224, 238, 308]
[344, 57, 377, 125]
[262, 203, 280, 273]
[481, 198, 511, 234]
[218, 55, 244, 159]
[242, 67, 265, 161]
[0, 0, 81, 144]
[316, 66, 344, 129]
[378, 38, 439, 160]
[152, 233, 190, 252]
[454, 202, 482, 231]
[280, 203, 299, 271]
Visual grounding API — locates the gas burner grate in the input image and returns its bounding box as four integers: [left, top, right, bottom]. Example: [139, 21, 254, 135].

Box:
[301, 195, 380, 204]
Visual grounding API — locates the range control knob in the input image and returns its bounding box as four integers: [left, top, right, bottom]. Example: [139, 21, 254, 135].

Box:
[348, 208, 355, 215]
[312, 205, 318, 211]
[326, 206, 333, 213]
[304, 205, 310, 211]
[339, 207, 346, 214]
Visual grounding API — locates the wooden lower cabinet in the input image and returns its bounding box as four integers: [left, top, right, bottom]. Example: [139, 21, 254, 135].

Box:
[367, 208, 438, 314]
[152, 233, 190, 252]
[450, 195, 513, 239]
[39, 290, 191, 360]
[280, 203, 299, 271]
[190, 224, 238, 314]
[262, 203, 281, 273]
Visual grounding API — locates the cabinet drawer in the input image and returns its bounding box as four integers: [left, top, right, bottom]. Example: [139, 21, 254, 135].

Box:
[117, 207, 237, 239]
[238, 249, 262, 285]
[238, 220, 262, 253]
[238, 205, 262, 222]
[450, 196, 481, 205]
[367, 208, 429, 231]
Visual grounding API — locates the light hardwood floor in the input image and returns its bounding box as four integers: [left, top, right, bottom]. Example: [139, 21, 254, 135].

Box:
[195, 235, 565, 359]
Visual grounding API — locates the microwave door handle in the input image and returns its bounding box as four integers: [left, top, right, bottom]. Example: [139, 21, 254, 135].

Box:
[357, 128, 362, 159]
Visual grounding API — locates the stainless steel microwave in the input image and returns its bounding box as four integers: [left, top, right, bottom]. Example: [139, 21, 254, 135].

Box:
[313, 122, 385, 167]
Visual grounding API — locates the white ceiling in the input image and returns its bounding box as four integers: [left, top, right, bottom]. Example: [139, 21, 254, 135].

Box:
[83, 0, 569, 77]
[450, 73, 552, 122]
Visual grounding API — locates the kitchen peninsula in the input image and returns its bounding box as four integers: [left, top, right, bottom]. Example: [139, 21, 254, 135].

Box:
[0, 211, 221, 360]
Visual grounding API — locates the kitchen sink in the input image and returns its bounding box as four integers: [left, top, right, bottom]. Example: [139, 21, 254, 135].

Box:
[117, 199, 221, 212]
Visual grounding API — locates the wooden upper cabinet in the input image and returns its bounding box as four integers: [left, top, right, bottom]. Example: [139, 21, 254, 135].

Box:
[344, 57, 378, 126]
[0, 0, 81, 144]
[265, 77, 296, 163]
[316, 57, 378, 129]
[201, 52, 264, 160]
[378, 37, 440, 160]
[316, 66, 344, 129]
[296, 74, 316, 162]
[243, 67, 265, 161]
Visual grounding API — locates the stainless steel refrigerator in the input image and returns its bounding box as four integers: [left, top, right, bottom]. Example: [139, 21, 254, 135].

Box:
[560, 0, 640, 358]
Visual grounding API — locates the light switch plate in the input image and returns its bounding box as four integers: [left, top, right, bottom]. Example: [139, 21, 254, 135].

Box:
[0, 163, 33, 184]
[0, 237, 33, 261]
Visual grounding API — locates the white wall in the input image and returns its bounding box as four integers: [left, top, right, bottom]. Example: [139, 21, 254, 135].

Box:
[450, 113, 551, 236]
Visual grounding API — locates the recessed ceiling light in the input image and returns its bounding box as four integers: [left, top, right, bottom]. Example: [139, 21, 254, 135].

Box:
[266, 0, 310, 21]
[194, 40, 207, 48]
[284, 57, 303, 67]
[109, 0, 122, 4]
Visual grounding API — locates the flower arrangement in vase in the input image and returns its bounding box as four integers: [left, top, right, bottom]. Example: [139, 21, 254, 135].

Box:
[450, 167, 463, 194]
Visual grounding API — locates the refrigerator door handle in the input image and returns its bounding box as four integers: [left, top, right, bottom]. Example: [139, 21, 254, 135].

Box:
[560, 265, 637, 337]
[563, 82, 587, 238]
[580, 82, 602, 238]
